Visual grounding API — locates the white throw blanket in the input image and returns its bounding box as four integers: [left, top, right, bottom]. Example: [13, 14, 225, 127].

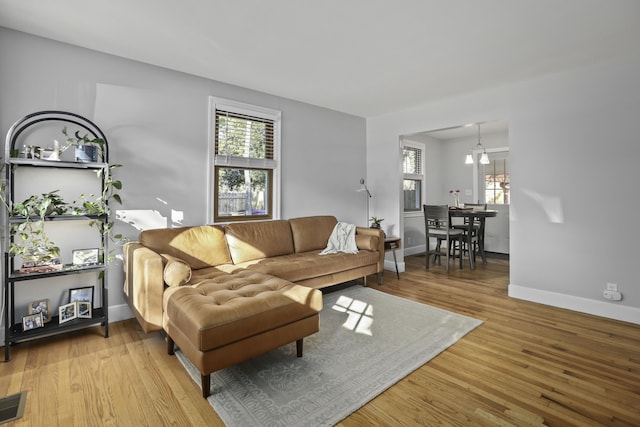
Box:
[320, 222, 358, 255]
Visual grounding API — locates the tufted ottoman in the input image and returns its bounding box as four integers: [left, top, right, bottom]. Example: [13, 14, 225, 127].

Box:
[163, 270, 323, 398]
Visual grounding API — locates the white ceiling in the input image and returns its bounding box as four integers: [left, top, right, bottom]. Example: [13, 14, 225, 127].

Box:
[407, 120, 509, 141]
[1, 0, 639, 118]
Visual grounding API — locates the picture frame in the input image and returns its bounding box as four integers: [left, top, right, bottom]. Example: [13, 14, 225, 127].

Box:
[77, 301, 92, 319]
[59, 302, 77, 324]
[72, 248, 99, 266]
[69, 286, 94, 306]
[28, 299, 51, 323]
[22, 312, 44, 331]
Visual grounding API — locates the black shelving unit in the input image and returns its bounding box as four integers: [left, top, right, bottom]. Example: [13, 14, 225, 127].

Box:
[3, 111, 111, 361]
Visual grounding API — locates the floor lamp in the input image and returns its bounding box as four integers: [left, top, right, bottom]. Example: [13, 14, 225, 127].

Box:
[357, 178, 372, 225]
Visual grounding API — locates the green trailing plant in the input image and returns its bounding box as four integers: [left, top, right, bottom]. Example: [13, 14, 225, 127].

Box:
[1, 190, 69, 264]
[11, 190, 68, 218]
[10, 221, 60, 263]
[71, 164, 123, 215]
[0, 162, 126, 268]
[61, 126, 106, 152]
[70, 164, 126, 261]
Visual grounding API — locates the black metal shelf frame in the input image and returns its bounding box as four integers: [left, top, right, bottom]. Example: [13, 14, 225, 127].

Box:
[3, 111, 111, 362]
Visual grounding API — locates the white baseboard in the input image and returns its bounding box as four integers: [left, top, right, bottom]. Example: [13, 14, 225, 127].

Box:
[384, 259, 405, 274]
[404, 244, 426, 257]
[108, 303, 134, 323]
[508, 284, 640, 325]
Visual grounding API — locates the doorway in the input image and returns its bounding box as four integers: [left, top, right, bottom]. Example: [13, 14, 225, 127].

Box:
[400, 120, 510, 256]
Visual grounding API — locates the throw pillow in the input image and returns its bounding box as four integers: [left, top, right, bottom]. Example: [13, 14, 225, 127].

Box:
[161, 254, 192, 287]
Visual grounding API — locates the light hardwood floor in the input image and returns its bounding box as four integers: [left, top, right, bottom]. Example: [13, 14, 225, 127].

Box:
[1, 255, 639, 426]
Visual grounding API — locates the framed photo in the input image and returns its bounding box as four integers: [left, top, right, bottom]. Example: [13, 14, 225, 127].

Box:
[22, 312, 44, 331]
[28, 299, 51, 323]
[59, 302, 77, 324]
[69, 286, 94, 306]
[77, 301, 92, 319]
[72, 248, 99, 266]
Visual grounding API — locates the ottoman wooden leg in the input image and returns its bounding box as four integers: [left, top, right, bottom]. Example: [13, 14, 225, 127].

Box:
[201, 374, 211, 398]
[167, 335, 175, 355]
[296, 338, 303, 357]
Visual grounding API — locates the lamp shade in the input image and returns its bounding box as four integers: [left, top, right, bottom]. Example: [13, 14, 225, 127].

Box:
[480, 152, 490, 164]
[465, 154, 474, 164]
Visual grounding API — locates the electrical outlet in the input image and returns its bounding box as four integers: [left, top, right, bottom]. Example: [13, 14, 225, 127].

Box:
[606, 283, 618, 291]
[407, 237, 412, 245]
[603, 290, 623, 301]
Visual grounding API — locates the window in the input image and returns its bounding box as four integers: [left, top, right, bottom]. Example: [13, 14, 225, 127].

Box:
[209, 98, 281, 223]
[482, 152, 510, 205]
[402, 144, 424, 211]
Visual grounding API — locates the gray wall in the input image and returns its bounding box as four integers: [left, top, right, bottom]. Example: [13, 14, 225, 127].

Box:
[0, 28, 367, 328]
[367, 51, 640, 325]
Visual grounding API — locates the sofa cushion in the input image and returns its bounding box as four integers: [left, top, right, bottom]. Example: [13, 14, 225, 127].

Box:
[163, 270, 322, 352]
[225, 220, 295, 264]
[289, 216, 338, 253]
[140, 225, 232, 269]
[188, 264, 246, 284]
[161, 254, 192, 287]
[236, 249, 381, 282]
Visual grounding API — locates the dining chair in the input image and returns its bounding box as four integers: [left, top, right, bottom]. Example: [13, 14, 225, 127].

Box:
[423, 205, 464, 272]
[453, 203, 487, 260]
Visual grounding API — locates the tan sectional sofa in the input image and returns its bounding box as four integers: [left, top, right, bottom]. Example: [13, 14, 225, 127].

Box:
[122, 215, 384, 397]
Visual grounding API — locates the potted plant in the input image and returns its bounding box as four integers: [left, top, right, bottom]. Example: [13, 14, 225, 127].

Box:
[369, 216, 384, 229]
[3, 190, 69, 271]
[61, 126, 106, 162]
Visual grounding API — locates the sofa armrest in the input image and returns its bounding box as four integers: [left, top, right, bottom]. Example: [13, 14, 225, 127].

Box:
[355, 227, 385, 273]
[123, 241, 165, 333]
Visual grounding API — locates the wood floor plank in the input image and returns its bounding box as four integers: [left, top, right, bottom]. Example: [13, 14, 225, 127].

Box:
[1, 254, 639, 426]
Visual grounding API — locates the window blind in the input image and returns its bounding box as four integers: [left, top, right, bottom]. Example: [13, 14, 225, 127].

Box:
[214, 109, 276, 168]
[403, 146, 422, 174]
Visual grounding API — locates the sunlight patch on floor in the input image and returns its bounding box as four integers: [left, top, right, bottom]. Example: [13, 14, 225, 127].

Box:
[332, 295, 373, 336]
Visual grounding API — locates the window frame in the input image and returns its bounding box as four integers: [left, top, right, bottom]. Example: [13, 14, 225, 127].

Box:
[208, 97, 281, 223]
[473, 147, 509, 205]
[402, 142, 425, 213]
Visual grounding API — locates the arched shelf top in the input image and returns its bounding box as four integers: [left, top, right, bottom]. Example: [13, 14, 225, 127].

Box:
[4, 110, 109, 164]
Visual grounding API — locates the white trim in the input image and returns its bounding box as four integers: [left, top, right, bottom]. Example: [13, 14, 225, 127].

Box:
[213, 155, 277, 169]
[508, 284, 640, 325]
[403, 211, 422, 218]
[207, 97, 282, 223]
[108, 303, 133, 323]
[402, 139, 424, 151]
[404, 244, 426, 256]
[403, 173, 422, 181]
[210, 97, 282, 121]
[384, 259, 405, 274]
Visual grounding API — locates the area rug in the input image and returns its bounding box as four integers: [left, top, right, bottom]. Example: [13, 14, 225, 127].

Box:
[176, 285, 482, 426]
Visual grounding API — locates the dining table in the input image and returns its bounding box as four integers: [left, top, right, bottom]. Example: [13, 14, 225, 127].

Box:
[448, 207, 498, 269]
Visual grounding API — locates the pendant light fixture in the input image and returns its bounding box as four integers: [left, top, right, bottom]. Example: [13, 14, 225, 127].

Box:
[465, 123, 490, 165]
[464, 153, 474, 164]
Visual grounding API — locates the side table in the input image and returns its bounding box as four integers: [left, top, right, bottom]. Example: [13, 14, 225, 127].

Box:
[384, 236, 401, 279]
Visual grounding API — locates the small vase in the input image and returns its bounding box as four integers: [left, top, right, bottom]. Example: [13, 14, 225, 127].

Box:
[454, 194, 460, 207]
